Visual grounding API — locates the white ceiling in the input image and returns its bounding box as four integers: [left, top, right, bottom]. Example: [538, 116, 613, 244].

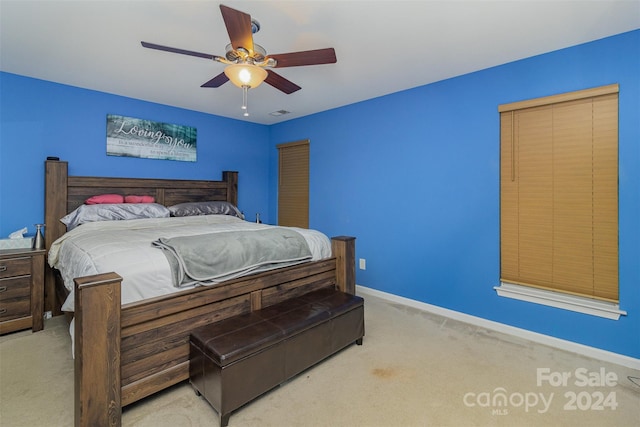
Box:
[1, 1, 638, 125]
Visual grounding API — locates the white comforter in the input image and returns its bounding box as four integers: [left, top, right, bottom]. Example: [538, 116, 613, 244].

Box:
[49, 215, 332, 312]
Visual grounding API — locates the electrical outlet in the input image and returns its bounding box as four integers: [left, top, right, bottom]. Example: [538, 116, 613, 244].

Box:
[44, 311, 52, 320]
[359, 258, 366, 270]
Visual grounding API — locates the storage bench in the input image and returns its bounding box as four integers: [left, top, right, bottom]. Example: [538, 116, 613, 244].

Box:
[189, 287, 365, 426]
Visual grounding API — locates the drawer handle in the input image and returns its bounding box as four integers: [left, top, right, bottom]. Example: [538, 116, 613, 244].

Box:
[0, 266, 6, 272]
[0, 286, 6, 293]
[0, 308, 6, 315]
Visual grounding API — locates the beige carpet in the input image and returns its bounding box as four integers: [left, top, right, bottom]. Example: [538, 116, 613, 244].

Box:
[1, 292, 639, 427]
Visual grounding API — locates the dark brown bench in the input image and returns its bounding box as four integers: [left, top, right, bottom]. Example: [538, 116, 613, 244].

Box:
[189, 287, 365, 426]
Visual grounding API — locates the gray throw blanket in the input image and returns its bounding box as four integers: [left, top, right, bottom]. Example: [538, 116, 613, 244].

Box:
[153, 228, 312, 288]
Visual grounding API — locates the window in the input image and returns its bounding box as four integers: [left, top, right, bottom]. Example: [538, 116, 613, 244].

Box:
[495, 84, 624, 319]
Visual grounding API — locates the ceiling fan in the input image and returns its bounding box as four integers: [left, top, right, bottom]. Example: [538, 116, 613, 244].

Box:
[141, 4, 337, 115]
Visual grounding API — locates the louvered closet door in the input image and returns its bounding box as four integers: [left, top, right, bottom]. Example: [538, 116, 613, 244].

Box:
[278, 140, 309, 228]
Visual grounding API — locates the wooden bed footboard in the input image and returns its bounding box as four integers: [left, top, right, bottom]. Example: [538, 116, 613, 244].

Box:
[74, 237, 354, 427]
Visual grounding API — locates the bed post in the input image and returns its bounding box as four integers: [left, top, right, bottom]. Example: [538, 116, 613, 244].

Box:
[45, 160, 68, 315]
[74, 272, 122, 427]
[222, 171, 238, 207]
[331, 236, 356, 295]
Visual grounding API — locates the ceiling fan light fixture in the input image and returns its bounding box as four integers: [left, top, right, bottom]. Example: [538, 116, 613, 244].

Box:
[224, 63, 268, 88]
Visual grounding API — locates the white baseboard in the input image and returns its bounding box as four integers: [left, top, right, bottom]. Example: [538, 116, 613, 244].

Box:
[356, 285, 640, 370]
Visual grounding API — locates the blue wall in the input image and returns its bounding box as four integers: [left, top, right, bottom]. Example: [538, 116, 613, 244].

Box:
[268, 30, 640, 359]
[0, 74, 271, 235]
[1, 30, 638, 358]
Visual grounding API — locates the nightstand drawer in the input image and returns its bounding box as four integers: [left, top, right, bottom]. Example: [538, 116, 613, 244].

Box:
[0, 297, 31, 321]
[0, 256, 32, 279]
[0, 276, 31, 301]
[0, 296, 31, 322]
[0, 276, 31, 321]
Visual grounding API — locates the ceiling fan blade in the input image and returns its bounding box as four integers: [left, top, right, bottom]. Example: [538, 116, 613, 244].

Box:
[268, 48, 337, 68]
[264, 70, 301, 94]
[141, 41, 219, 60]
[201, 72, 229, 88]
[219, 4, 254, 53]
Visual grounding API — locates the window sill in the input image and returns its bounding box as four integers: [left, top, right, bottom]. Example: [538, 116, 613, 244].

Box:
[494, 282, 627, 320]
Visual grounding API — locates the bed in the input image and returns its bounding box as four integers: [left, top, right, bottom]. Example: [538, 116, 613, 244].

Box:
[43, 160, 355, 426]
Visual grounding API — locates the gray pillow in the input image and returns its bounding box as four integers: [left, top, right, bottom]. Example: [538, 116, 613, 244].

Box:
[168, 201, 243, 219]
[61, 203, 171, 230]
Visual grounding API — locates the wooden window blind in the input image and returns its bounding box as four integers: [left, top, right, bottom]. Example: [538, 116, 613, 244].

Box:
[499, 84, 619, 302]
[277, 140, 309, 228]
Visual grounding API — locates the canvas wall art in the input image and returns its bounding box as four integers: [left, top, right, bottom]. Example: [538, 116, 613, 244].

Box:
[106, 114, 197, 162]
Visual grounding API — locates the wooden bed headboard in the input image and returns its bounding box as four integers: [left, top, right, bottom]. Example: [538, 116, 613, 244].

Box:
[43, 159, 238, 313]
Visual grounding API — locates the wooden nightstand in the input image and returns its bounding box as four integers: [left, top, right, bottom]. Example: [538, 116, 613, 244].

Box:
[0, 248, 46, 334]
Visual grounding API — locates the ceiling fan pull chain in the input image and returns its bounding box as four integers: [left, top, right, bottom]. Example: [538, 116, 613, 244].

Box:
[242, 85, 250, 116]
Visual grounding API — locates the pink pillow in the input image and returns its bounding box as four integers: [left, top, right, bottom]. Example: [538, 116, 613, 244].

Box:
[124, 195, 155, 203]
[85, 194, 124, 205]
